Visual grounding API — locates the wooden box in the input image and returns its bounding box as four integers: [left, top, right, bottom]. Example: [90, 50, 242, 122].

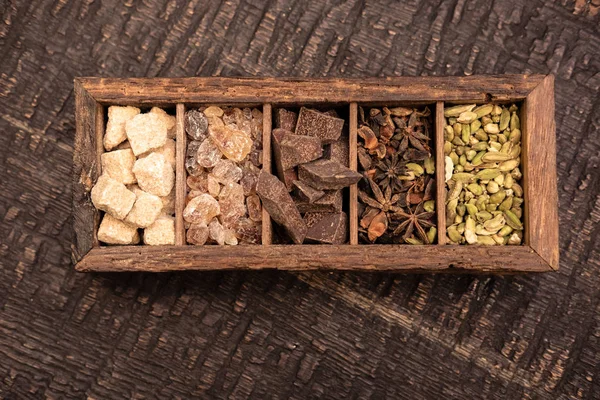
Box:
[72, 75, 558, 273]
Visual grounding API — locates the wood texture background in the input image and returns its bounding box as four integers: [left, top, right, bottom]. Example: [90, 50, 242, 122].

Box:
[0, 0, 598, 398]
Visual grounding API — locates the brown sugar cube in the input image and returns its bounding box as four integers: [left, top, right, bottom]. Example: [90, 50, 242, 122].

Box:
[133, 152, 175, 197]
[97, 214, 139, 245]
[144, 216, 175, 245]
[125, 112, 168, 156]
[91, 175, 136, 220]
[101, 148, 137, 185]
[104, 106, 140, 151]
[124, 190, 163, 228]
[150, 107, 176, 139]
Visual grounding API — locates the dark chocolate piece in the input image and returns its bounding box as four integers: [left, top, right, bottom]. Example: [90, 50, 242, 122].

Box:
[274, 108, 298, 131]
[292, 180, 325, 203]
[325, 137, 349, 167]
[272, 129, 322, 172]
[295, 107, 344, 144]
[304, 212, 348, 244]
[256, 171, 306, 244]
[296, 190, 343, 213]
[298, 159, 362, 190]
[282, 168, 298, 191]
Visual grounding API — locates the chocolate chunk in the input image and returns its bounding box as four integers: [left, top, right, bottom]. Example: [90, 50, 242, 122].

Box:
[298, 159, 362, 190]
[274, 108, 298, 131]
[271, 129, 298, 191]
[256, 171, 306, 244]
[296, 190, 342, 213]
[295, 107, 344, 144]
[325, 137, 349, 167]
[281, 168, 298, 191]
[323, 109, 340, 118]
[272, 128, 322, 172]
[304, 212, 348, 244]
[292, 180, 325, 203]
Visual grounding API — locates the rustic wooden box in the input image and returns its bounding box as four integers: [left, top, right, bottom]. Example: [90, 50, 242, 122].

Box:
[72, 75, 558, 273]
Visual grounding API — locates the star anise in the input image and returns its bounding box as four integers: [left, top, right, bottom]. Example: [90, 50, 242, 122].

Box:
[358, 176, 403, 214]
[390, 202, 435, 244]
[357, 106, 437, 244]
[393, 109, 432, 154]
[398, 175, 435, 206]
[374, 153, 406, 193]
[358, 177, 404, 242]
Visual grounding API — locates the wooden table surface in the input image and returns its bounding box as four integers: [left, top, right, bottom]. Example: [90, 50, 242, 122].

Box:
[1, 1, 599, 398]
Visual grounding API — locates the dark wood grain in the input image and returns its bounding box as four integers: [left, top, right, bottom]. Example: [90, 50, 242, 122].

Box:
[79, 75, 545, 105]
[349, 102, 358, 245]
[523, 76, 559, 270]
[435, 101, 446, 245]
[76, 245, 551, 273]
[72, 81, 100, 262]
[175, 103, 186, 245]
[1, 0, 598, 399]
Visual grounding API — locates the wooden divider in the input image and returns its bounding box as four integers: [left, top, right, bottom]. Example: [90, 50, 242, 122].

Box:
[93, 103, 105, 247]
[261, 104, 273, 245]
[435, 102, 446, 245]
[349, 102, 358, 245]
[175, 103, 187, 245]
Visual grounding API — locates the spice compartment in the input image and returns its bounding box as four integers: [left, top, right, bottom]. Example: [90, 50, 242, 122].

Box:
[73, 76, 558, 273]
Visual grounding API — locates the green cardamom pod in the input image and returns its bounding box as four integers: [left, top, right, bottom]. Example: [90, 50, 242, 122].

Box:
[465, 216, 478, 244]
[498, 225, 513, 237]
[509, 128, 521, 144]
[498, 196, 513, 211]
[489, 191, 507, 204]
[474, 129, 488, 141]
[475, 169, 502, 180]
[510, 112, 520, 131]
[447, 225, 462, 242]
[477, 235, 496, 245]
[457, 111, 478, 124]
[465, 203, 478, 216]
[423, 200, 435, 212]
[472, 142, 488, 151]
[504, 210, 523, 230]
[452, 173, 473, 183]
[461, 124, 471, 143]
[427, 227, 437, 244]
[473, 104, 494, 118]
[499, 108, 510, 131]
[499, 159, 520, 172]
[484, 123, 499, 134]
[482, 152, 513, 162]
[445, 125, 454, 141]
[444, 104, 476, 117]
